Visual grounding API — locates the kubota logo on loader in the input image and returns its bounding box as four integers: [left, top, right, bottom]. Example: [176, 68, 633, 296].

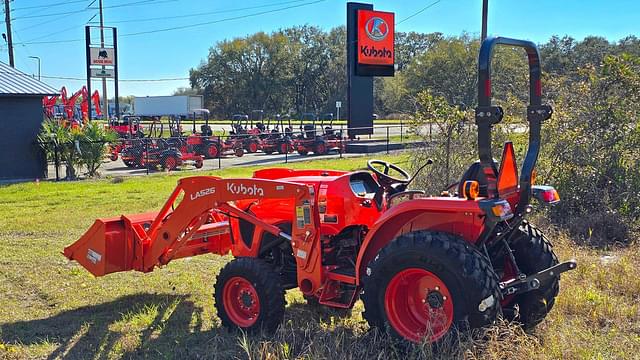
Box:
[191, 187, 216, 200]
[227, 183, 265, 196]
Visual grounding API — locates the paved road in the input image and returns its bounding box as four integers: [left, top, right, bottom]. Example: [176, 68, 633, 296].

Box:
[46, 148, 398, 179]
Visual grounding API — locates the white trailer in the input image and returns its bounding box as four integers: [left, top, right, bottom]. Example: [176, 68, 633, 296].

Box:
[133, 95, 203, 116]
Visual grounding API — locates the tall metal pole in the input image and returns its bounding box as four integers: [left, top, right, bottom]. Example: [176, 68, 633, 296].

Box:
[28, 56, 40, 80]
[99, 0, 108, 119]
[85, 26, 92, 122]
[113, 27, 120, 119]
[3, 0, 14, 67]
[481, 0, 488, 41]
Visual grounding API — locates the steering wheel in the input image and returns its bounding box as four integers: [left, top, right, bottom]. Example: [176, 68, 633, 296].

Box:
[367, 159, 411, 188]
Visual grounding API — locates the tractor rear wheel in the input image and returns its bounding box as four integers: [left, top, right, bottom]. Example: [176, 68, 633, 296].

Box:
[162, 155, 178, 171]
[361, 231, 500, 344]
[314, 142, 327, 155]
[206, 143, 219, 159]
[247, 140, 259, 153]
[505, 222, 560, 330]
[215, 258, 285, 333]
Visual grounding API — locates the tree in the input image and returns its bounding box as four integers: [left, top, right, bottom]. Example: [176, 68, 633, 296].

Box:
[173, 87, 200, 96]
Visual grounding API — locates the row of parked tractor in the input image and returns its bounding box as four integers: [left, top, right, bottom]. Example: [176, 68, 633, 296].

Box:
[107, 110, 347, 171]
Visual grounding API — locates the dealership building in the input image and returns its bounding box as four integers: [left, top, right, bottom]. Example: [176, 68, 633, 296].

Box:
[0, 61, 58, 182]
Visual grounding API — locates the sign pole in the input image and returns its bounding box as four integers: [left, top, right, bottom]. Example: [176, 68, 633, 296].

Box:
[113, 27, 120, 119]
[85, 26, 92, 122]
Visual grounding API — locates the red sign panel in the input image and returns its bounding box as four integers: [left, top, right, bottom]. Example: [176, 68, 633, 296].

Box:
[357, 10, 394, 66]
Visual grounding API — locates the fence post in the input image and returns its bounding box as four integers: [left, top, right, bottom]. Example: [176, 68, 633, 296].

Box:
[386, 126, 389, 154]
[400, 120, 403, 143]
[145, 140, 150, 175]
[53, 141, 60, 181]
[218, 137, 221, 170]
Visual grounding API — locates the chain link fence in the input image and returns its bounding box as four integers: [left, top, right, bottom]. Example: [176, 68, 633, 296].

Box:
[39, 123, 430, 181]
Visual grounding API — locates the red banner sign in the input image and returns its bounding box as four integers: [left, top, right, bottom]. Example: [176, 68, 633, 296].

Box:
[357, 10, 394, 66]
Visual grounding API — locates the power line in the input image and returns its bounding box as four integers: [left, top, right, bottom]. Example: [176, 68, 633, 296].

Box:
[13, 0, 174, 20]
[12, 0, 89, 12]
[20, 14, 96, 43]
[0, 71, 188, 82]
[13, 0, 326, 45]
[21, 0, 309, 43]
[120, 0, 326, 37]
[397, 0, 442, 25]
[94, 0, 311, 25]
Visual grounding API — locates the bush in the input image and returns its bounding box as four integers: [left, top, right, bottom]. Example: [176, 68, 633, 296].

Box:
[38, 120, 117, 179]
[541, 54, 640, 245]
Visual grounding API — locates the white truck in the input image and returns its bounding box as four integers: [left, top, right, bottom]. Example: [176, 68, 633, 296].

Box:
[133, 95, 203, 116]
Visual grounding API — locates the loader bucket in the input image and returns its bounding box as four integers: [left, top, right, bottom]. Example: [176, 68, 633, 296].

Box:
[63, 216, 136, 277]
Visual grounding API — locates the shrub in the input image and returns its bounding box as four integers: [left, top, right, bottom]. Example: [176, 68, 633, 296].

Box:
[38, 120, 117, 179]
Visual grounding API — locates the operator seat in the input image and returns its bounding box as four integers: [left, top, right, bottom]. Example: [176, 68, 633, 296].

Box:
[200, 124, 213, 136]
[303, 124, 315, 139]
[457, 160, 498, 198]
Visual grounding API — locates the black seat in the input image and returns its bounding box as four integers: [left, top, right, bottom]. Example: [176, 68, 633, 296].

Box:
[457, 160, 498, 197]
[200, 124, 213, 136]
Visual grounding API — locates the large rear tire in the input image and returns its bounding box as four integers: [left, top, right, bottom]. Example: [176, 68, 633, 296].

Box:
[361, 231, 500, 344]
[214, 258, 285, 333]
[206, 143, 219, 159]
[505, 222, 560, 330]
[314, 142, 327, 155]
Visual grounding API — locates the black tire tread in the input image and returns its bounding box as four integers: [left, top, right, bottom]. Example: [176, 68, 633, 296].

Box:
[214, 257, 285, 333]
[509, 221, 560, 329]
[361, 231, 501, 341]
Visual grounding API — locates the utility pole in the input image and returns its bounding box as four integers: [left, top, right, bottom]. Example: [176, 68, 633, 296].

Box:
[3, 0, 14, 67]
[481, 0, 488, 41]
[99, 0, 108, 119]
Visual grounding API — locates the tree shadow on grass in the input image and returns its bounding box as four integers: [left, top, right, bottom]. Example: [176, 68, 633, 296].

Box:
[0, 293, 368, 359]
[0, 293, 198, 359]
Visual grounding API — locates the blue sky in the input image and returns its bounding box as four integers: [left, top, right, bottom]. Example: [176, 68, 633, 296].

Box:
[1, 0, 638, 97]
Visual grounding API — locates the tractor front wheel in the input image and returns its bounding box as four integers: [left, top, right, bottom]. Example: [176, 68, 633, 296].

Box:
[234, 147, 244, 157]
[361, 231, 500, 344]
[214, 258, 285, 333]
[504, 222, 560, 330]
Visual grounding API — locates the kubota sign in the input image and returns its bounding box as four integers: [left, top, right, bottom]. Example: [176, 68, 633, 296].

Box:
[357, 9, 394, 66]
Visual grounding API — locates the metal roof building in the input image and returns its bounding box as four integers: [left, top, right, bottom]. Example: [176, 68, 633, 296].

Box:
[0, 61, 58, 181]
[0, 61, 57, 96]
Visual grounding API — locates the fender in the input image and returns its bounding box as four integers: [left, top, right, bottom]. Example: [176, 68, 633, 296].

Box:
[355, 197, 486, 283]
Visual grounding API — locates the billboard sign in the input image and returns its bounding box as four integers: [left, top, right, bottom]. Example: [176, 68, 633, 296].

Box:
[89, 47, 115, 66]
[357, 10, 394, 66]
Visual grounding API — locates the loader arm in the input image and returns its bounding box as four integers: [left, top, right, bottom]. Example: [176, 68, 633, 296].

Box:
[64, 176, 318, 276]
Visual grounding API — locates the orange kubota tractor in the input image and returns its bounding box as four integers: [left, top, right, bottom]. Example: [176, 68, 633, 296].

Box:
[64, 37, 576, 344]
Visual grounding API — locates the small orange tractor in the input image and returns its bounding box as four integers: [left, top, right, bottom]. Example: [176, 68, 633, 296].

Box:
[64, 37, 575, 344]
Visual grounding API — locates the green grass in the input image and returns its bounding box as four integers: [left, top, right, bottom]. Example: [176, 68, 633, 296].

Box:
[0, 155, 638, 359]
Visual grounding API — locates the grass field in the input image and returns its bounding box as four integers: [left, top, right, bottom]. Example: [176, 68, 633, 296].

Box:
[0, 155, 638, 359]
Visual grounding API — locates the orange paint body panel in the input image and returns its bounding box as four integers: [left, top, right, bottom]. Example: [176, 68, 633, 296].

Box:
[64, 176, 317, 278]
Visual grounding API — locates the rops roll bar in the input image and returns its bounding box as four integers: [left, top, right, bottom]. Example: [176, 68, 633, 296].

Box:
[475, 37, 553, 215]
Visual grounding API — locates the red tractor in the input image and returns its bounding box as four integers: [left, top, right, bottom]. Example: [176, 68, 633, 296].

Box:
[293, 112, 344, 155]
[186, 110, 245, 158]
[259, 114, 294, 154]
[64, 37, 575, 344]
